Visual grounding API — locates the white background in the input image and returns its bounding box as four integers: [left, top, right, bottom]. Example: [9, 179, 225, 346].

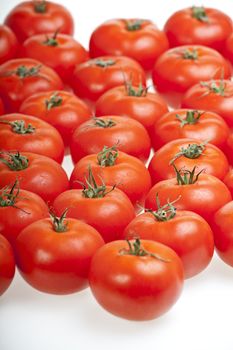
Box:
[1, 1, 233, 350]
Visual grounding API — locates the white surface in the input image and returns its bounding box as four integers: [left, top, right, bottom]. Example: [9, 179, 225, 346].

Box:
[1, 1, 233, 350]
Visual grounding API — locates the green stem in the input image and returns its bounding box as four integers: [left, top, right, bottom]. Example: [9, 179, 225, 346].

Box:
[182, 48, 198, 60]
[146, 193, 179, 222]
[94, 117, 116, 128]
[45, 92, 63, 110]
[173, 164, 204, 185]
[125, 19, 143, 31]
[176, 110, 203, 128]
[34, 0, 47, 13]
[170, 141, 207, 164]
[94, 59, 116, 68]
[81, 166, 115, 198]
[0, 152, 29, 171]
[191, 6, 209, 22]
[49, 208, 68, 233]
[4, 65, 42, 79]
[0, 180, 19, 207]
[97, 145, 118, 167]
[125, 81, 147, 97]
[200, 80, 226, 96]
[0, 120, 35, 134]
[43, 29, 60, 46]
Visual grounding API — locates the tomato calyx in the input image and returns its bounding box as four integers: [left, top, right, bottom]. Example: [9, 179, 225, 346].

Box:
[200, 80, 227, 97]
[94, 117, 116, 128]
[34, 0, 47, 13]
[97, 145, 118, 167]
[0, 120, 35, 134]
[182, 48, 198, 60]
[45, 92, 63, 110]
[146, 193, 179, 222]
[0, 151, 29, 171]
[0, 180, 30, 212]
[81, 166, 116, 198]
[173, 164, 204, 185]
[94, 59, 116, 68]
[176, 110, 203, 128]
[125, 81, 147, 97]
[170, 141, 207, 164]
[191, 6, 209, 22]
[3, 65, 42, 79]
[125, 19, 143, 31]
[49, 208, 68, 233]
[43, 29, 60, 47]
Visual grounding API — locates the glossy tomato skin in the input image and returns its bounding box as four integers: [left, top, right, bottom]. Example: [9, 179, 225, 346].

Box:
[164, 7, 232, 51]
[223, 168, 233, 198]
[19, 90, 92, 146]
[70, 151, 152, 210]
[0, 98, 4, 115]
[151, 109, 230, 151]
[4, 1, 74, 43]
[224, 33, 233, 64]
[89, 19, 169, 70]
[0, 58, 63, 113]
[0, 113, 65, 163]
[95, 85, 169, 134]
[0, 234, 15, 296]
[53, 187, 135, 243]
[148, 138, 229, 184]
[71, 56, 146, 103]
[145, 174, 232, 222]
[70, 116, 151, 164]
[15, 218, 104, 294]
[0, 25, 19, 64]
[124, 211, 214, 278]
[0, 152, 69, 203]
[89, 239, 184, 321]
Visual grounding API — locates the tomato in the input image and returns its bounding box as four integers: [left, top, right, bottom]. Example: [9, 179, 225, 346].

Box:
[88, 238, 184, 320]
[0, 25, 19, 64]
[70, 56, 146, 103]
[224, 33, 233, 64]
[0, 234, 15, 296]
[19, 90, 92, 146]
[4, 0, 74, 43]
[212, 201, 233, 267]
[70, 116, 151, 164]
[95, 84, 169, 135]
[21, 32, 88, 84]
[181, 80, 233, 128]
[124, 198, 214, 278]
[89, 19, 169, 70]
[151, 109, 230, 151]
[164, 7, 232, 51]
[0, 58, 63, 113]
[152, 45, 231, 107]
[70, 146, 152, 210]
[0, 180, 49, 246]
[0, 98, 4, 116]
[223, 168, 233, 198]
[15, 212, 104, 294]
[0, 151, 69, 203]
[0, 113, 64, 163]
[148, 138, 229, 184]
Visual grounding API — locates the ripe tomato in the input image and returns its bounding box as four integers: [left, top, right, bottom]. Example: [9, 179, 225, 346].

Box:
[19, 90, 92, 146]
[0, 151, 69, 203]
[70, 146, 152, 210]
[223, 168, 233, 198]
[0, 25, 18, 64]
[4, 0, 74, 43]
[89, 19, 169, 70]
[15, 213, 104, 294]
[148, 138, 229, 184]
[70, 116, 151, 164]
[95, 84, 168, 135]
[0, 234, 15, 296]
[181, 80, 233, 128]
[70, 56, 146, 103]
[0, 180, 49, 246]
[0, 97, 4, 115]
[0, 113, 64, 163]
[0, 58, 63, 113]
[21, 32, 88, 83]
[224, 33, 233, 64]
[164, 7, 232, 51]
[88, 239, 184, 320]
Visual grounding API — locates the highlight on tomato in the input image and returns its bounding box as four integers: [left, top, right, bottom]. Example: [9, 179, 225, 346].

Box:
[0, 234, 15, 296]
[0, 25, 19, 64]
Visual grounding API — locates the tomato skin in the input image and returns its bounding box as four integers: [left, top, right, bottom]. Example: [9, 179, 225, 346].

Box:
[88, 239, 184, 321]
[164, 7, 232, 51]
[4, 1, 74, 43]
[148, 138, 229, 184]
[0, 98, 4, 115]
[15, 218, 104, 294]
[53, 187, 135, 243]
[70, 116, 151, 164]
[0, 58, 63, 113]
[151, 109, 230, 151]
[0, 234, 15, 296]
[223, 168, 233, 198]
[0, 25, 19, 64]
[124, 211, 214, 278]
[224, 33, 233, 64]
[70, 56, 146, 103]
[89, 19, 169, 70]
[0, 113, 65, 163]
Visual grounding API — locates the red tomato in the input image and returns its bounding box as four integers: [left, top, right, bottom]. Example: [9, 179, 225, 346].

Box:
[0, 234, 15, 296]
[164, 7, 232, 51]
[0, 151, 69, 203]
[70, 56, 146, 103]
[148, 138, 229, 184]
[181, 80, 233, 128]
[224, 131, 233, 166]
[223, 168, 233, 198]
[0, 25, 19, 64]
[4, 1, 74, 43]
[70, 146, 152, 210]
[88, 239, 184, 320]
[70, 116, 151, 164]
[21, 32, 88, 83]
[0, 181, 49, 246]
[152, 45, 231, 107]
[89, 19, 169, 70]
[0, 58, 63, 113]
[0, 97, 4, 115]
[95, 84, 169, 135]
[0, 113, 64, 163]
[224, 33, 233, 64]
[15, 214, 104, 294]
[151, 109, 230, 151]
[19, 90, 92, 146]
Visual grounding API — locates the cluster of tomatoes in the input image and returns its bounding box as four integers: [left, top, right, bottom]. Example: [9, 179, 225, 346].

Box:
[1, 0, 233, 322]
